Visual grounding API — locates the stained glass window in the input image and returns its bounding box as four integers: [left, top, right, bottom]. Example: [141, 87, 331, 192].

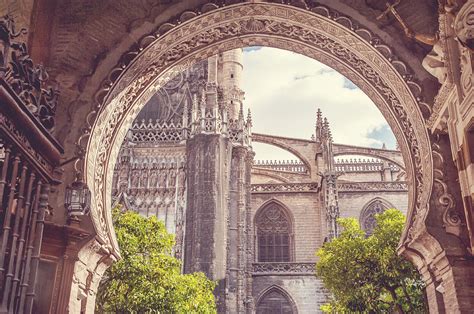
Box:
[360, 199, 389, 235]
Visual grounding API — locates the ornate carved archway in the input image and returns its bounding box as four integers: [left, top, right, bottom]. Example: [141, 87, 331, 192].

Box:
[80, 2, 433, 260]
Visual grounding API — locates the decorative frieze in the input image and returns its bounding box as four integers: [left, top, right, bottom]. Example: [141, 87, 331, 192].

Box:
[338, 181, 408, 192]
[131, 119, 186, 143]
[252, 262, 316, 276]
[251, 183, 319, 193]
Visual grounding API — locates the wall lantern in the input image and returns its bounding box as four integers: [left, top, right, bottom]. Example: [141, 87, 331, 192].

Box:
[65, 175, 91, 218]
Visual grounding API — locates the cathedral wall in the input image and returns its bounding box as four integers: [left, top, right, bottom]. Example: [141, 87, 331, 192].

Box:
[338, 191, 408, 221]
[251, 193, 323, 262]
[253, 276, 328, 313]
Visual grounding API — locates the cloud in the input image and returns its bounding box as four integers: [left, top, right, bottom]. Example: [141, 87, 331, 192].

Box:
[242, 47, 396, 160]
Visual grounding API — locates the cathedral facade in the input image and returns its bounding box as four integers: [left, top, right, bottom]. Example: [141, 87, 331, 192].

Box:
[112, 49, 408, 313]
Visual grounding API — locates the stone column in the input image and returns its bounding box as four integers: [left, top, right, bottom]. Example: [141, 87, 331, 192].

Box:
[226, 146, 253, 313]
[184, 133, 230, 311]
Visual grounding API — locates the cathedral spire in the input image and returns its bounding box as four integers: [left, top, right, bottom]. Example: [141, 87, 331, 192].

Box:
[246, 108, 252, 128]
[315, 108, 323, 142]
[323, 117, 329, 139]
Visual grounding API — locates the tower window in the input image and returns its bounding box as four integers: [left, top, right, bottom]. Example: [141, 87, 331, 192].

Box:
[256, 203, 292, 262]
[230, 73, 234, 78]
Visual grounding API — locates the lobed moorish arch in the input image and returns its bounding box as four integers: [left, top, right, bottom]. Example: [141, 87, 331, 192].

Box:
[79, 2, 433, 261]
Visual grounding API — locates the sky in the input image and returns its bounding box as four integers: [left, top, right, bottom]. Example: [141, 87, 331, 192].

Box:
[241, 47, 397, 161]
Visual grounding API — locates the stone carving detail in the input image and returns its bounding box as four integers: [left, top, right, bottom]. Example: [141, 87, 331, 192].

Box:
[113, 152, 187, 260]
[131, 119, 186, 143]
[338, 181, 408, 192]
[0, 16, 58, 132]
[251, 183, 319, 193]
[252, 262, 316, 275]
[80, 2, 432, 253]
[0, 112, 54, 174]
[455, 2, 474, 50]
[257, 205, 290, 234]
[431, 141, 465, 239]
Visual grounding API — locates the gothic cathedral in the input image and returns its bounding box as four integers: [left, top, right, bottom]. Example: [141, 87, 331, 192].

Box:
[111, 49, 408, 313]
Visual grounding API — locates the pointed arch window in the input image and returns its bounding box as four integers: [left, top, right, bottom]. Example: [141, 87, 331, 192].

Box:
[256, 287, 296, 314]
[360, 198, 391, 235]
[256, 202, 293, 262]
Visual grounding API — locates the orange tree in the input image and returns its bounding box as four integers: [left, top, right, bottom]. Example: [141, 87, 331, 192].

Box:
[96, 208, 216, 313]
[316, 209, 426, 313]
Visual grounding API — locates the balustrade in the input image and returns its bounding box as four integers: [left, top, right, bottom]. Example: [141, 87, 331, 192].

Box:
[254, 160, 308, 173]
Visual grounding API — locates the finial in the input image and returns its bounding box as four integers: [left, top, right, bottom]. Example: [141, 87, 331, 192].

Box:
[246, 108, 252, 127]
[382, 142, 387, 149]
[239, 101, 244, 120]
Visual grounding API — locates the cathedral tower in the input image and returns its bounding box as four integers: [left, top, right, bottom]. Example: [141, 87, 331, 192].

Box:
[218, 49, 245, 120]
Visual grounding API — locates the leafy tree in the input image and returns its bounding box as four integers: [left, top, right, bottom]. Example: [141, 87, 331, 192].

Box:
[316, 209, 426, 313]
[96, 208, 217, 313]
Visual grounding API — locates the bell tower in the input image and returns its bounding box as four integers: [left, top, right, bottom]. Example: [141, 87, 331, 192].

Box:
[218, 49, 245, 120]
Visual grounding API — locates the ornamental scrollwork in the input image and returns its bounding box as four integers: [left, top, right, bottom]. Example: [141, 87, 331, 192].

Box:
[338, 181, 408, 192]
[252, 262, 316, 275]
[0, 15, 59, 132]
[251, 183, 319, 193]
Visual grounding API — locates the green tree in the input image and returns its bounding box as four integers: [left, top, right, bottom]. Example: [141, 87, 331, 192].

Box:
[96, 208, 216, 313]
[316, 209, 426, 313]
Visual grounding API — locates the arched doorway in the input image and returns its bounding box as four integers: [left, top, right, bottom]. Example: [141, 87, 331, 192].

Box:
[256, 286, 297, 314]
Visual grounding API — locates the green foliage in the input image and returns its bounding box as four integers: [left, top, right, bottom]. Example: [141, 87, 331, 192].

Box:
[96, 207, 217, 313]
[316, 209, 426, 313]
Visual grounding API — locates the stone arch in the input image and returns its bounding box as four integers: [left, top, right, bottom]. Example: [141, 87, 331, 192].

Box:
[333, 144, 405, 170]
[79, 2, 433, 266]
[251, 169, 291, 184]
[254, 199, 295, 263]
[252, 133, 313, 172]
[359, 198, 395, 234]
[255, 285, 298, 314]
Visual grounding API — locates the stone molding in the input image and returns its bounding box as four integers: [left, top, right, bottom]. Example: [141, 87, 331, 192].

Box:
[338, 181, 408, 192]
[251, 183, 319, 193]
[79, 2, 432, 257]
[252, 262, 316, 276]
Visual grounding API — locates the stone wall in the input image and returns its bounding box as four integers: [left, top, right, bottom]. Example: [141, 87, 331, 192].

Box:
[338, 191, 408, 220]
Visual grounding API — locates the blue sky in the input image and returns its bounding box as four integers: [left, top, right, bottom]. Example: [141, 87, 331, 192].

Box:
[241, 47, 397, 161]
